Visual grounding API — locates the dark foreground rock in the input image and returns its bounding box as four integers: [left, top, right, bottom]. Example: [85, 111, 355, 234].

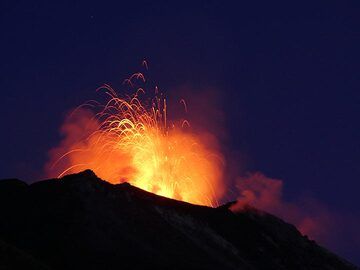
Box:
[0, 170, 357, 270]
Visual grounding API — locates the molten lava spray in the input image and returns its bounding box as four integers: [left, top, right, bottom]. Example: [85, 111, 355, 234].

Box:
[47, 73, 225, 206]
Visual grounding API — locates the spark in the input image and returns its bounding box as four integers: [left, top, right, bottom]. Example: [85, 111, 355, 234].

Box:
[51, 72, 224, 206]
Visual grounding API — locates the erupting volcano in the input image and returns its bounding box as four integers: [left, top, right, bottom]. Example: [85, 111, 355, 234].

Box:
[3, 67, 359, 269]
[47, 71, 224, 206]
[38, 66, 359, 269]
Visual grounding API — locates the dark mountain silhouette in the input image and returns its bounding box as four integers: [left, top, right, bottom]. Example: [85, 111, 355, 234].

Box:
[0, 170, 357, 270]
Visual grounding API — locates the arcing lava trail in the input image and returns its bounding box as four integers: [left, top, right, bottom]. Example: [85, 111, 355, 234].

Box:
[46, 73, 225, 206]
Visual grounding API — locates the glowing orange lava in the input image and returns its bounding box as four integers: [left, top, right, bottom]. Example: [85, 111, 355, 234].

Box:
[47, 73, 225, 206]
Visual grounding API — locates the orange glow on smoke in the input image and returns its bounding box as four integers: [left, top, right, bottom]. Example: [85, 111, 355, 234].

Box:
[47, 74, 225, 206]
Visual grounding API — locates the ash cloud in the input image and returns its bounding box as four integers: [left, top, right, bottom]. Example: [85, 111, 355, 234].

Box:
[230, 172, 360, 260]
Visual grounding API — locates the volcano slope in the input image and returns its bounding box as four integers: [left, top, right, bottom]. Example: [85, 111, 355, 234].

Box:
[0, 170, 357, 270]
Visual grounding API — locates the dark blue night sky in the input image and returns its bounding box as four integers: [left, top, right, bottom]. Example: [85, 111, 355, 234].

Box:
[1, 1, 359, 264]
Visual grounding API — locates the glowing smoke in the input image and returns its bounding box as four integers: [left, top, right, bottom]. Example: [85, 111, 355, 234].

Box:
[45, 77, 225, 207]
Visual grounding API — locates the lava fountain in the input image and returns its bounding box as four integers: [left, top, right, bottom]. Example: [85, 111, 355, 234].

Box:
[47, 72, 225, 206]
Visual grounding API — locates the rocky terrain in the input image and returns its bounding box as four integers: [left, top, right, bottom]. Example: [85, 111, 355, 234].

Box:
[0, 170, 357, 269]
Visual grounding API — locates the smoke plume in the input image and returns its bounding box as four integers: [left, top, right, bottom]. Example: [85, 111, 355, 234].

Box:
[230, 172, 360, 260]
